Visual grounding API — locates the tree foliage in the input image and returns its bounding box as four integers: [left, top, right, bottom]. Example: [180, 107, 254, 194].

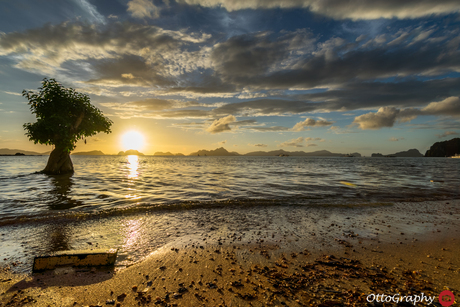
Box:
[23, 78, 112, 152]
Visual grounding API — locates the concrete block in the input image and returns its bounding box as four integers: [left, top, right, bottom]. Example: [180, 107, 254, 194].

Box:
[33, 248, 118, 272]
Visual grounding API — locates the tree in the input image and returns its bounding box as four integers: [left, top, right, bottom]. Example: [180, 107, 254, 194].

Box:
[23, 78, 112, 174]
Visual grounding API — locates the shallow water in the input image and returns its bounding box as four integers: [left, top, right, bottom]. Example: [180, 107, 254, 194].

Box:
[0, 155, 459, 223]
[0, 155, 459, 272]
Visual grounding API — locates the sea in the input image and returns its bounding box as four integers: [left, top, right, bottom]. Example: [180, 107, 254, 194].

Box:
[0, 155, 459, 272]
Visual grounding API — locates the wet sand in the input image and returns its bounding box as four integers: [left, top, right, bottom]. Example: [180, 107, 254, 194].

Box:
[1, 199, 459, 306]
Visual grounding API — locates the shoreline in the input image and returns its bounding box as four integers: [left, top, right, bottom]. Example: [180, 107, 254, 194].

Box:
[1, 199, 459, 306]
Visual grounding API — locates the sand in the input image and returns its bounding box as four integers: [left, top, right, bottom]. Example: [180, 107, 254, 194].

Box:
[1, 199, 459, 306]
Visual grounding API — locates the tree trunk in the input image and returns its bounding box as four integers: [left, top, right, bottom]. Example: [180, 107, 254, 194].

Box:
[43, 147, 74, 175]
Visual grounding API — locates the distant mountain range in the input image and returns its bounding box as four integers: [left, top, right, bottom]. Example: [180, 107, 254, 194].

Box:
[72, 150, 105, 155]
[189, 147, 240, 156]
[0, 146, 432, 157]
[188, 147, 357, 157]
[244, 149, 349, 157]
[154, 152, 185, 156]
[0, 148, 49, 155]
[371, 149, 423, 157]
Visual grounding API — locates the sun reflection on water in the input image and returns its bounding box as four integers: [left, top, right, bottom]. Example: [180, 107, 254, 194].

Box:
[125, 155, 141, 200]
[127, 155, 139, 179]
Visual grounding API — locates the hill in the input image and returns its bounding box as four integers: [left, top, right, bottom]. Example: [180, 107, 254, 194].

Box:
[189, 147, 240, 156]
[393, 149, 423, 157]
[154, 152, 185, 156]
[0, 148, 49, 155]
[154, 151, 174, 156]
[72, 150, 105, 155]
[372, 149, 423, 157]
[118, 149, 145, 156]
[425, 138, 460, 157]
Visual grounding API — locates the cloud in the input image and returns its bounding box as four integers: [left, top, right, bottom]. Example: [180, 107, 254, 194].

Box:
[437, 131, 459, 138]
[85, 54, 174, 87]
[279, 137, 306, 147]
[352, 97, 460, 130]
[421, 97, 460, 116]
[353, 107, 408, 130]
[211, 30, 315, 82]
[299, 78, 460, 112]
[127, 0, 161, 19]
[246, 126, 290, 132]
[292, 118, 334, 131]
[2, 91, 21, 96]
[217, 140, 227, 145]
[279, 136, 322, 147]
[0, 21, 211, 87]
[178, 0, 460, 20]
[389, 137, 405, 141]
[79, 0, 106, 24]
[207, 26, 460, 91]
[212, 99, 317, 116]
[253, 143, 267, 147]
[206, 115, 236, 133]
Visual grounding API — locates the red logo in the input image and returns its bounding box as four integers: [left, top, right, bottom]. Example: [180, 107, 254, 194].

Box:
[439, 290, 455, 307]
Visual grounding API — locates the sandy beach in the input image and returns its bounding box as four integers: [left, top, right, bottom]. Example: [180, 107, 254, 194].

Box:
[1, 199, 459, 306]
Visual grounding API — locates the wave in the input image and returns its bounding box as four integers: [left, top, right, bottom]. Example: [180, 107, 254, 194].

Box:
[0, 197, 400, 227]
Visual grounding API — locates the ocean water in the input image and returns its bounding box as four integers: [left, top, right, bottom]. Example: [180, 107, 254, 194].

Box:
[0, 155, 459, 272]
[0, 155, 459, 224]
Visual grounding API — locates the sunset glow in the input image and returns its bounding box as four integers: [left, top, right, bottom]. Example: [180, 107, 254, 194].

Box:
[121, 131, 145, 151]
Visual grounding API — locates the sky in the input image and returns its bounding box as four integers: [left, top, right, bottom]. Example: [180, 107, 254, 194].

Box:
[0, 0, 459, 155]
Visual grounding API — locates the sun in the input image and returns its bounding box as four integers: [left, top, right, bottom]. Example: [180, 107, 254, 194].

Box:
[121, 131, 145, 151]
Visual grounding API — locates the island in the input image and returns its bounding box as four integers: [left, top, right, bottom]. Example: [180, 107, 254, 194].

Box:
[425, 138, 460, 157]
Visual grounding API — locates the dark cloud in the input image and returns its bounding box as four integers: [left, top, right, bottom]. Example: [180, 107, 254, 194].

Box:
[211, 30, 314, 81]
[208, 26, 460, 91]
[299, 78, 460, 111]
[85, 55, 173, 87]
[243, 42, 460, 90]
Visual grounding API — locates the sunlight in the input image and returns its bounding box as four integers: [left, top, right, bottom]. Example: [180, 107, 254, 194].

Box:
[127, 155, 139, 179]
[121, 130, 145, 151]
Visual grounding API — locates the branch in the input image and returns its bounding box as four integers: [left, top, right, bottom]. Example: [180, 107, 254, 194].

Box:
[72, 112, 85, 132]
